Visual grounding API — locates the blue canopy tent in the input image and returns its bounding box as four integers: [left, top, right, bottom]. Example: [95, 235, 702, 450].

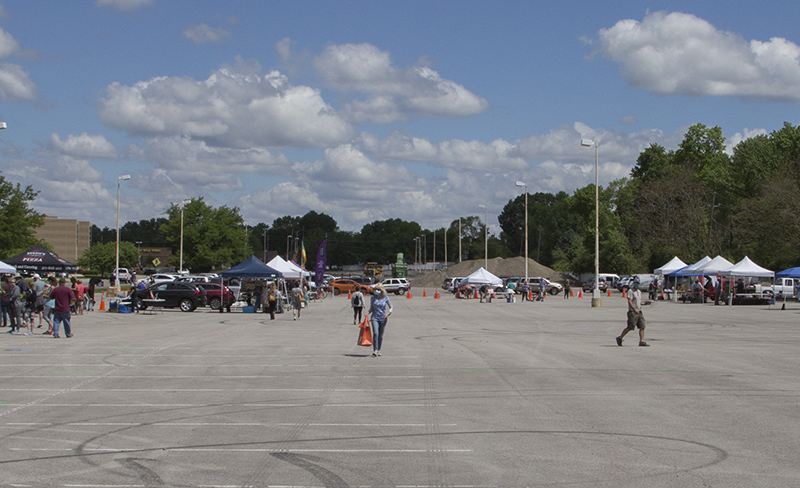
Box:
[220, 255, 282, 279]
[776, 267, 800, 278]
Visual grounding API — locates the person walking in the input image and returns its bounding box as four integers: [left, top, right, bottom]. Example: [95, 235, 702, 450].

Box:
[50, 278, 76, 339]
[263, 282, 278, 320]
[4, 276, 21, 334]
[1, 275, 12, 328]
[351, 286, 365, 324]
[41, 277, 56, 335]
[616, 283, 649, 347]
[564, 280, 571, 299]
[290, 281, 305, 321]
[32, 274, 46, 327]
[368, 284, 393, 357]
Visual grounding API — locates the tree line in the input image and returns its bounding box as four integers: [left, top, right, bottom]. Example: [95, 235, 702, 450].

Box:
[3, 121, 799, 275]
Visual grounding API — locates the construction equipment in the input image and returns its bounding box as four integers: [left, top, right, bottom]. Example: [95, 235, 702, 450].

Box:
[364, 262, 384, 280]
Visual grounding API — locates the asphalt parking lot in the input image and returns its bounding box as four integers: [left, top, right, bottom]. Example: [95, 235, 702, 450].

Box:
[2, 291, 800, 487]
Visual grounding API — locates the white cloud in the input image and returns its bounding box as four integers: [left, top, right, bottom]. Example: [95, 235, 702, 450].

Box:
[315, 43, 489, 123]
[598, 11, 800, 102]
[0, 28, 37, 101]
[513, 122, 678, 163]
[357, 130, 527, 171]
[129, 135, 290, 192]
[95, 0, 152, 12]
[726, 127, 768, 154]
[50, 133, 118, 159]
[98, 61, 355, 149]
[182, 24, 231, 44]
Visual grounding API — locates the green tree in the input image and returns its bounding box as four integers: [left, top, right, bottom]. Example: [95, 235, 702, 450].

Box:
[120, 218, 168, 247]
[160, 198, 250, 272]
[77, 241, 138, 276]
[0, 174, 44, 258]
[630, 143, 674, 182]
[359, 219, 422, 264]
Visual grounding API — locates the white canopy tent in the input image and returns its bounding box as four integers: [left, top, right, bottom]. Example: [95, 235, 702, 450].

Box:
[719, 256, 773, 278]
[670, 256, 712, 277]
[654, 256, 687, 275]
[267, 256, 310, 280]
[457, 267, 503, 288]
[0, 260, 15, 274]
[694, 255, 735, 276]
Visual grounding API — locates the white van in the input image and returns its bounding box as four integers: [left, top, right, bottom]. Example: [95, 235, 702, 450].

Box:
[598, 273, 621, 287]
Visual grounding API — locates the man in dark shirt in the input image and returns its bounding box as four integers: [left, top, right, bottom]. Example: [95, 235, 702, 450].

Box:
[50, 278, 75, 338]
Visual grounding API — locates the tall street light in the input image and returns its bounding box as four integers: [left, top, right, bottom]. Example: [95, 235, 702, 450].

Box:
[581, 138, 601, 307]
[515, 181, 528, 283]
[478, 204, 488, 270]
[115, 174, 131, 286]
[179, 199, 191, 274]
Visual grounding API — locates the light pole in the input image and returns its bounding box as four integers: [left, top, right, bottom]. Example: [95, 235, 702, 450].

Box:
[179, 199, 191, 274]
[135, 241, 142, 269]
[581, 138, 601, 307]
[515, 181, 528, 283]
[115, 174, 131, 286]
[478, 204, 488, 270]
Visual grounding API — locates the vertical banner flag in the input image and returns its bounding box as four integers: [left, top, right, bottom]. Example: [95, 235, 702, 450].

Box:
[301, 242, 307, 268]
[315, 239, 327, 286]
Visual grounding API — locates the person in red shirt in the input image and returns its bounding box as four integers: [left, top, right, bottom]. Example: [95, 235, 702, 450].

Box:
[50, 278, 76, 338]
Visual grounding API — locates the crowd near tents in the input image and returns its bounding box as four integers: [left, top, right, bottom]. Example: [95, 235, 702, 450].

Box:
[651, 254, 800, 304]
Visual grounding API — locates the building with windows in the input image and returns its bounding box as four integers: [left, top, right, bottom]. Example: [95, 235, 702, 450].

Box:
[34, 216, 91, 262]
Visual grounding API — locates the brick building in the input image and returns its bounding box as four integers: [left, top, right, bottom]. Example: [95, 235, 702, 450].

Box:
[34, 215, 91, 262]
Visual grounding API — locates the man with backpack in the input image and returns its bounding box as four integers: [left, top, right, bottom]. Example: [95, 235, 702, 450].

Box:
[351, 286, 365, 325]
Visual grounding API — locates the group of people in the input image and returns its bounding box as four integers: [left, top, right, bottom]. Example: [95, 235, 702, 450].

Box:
[1, 274, 80, 338]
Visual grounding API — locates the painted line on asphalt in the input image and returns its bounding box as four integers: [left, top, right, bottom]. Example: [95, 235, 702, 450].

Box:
[7, 422, 457, 427]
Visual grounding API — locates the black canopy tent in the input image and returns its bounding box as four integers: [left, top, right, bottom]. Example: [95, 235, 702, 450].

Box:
[220, 255, 282, 279]
[4, 243, 77, 274]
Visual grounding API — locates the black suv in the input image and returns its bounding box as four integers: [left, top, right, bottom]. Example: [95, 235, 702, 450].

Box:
[137, 281, 207, 312]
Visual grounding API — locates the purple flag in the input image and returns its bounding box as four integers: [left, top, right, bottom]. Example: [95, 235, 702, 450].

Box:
[315, 238, 328, 285]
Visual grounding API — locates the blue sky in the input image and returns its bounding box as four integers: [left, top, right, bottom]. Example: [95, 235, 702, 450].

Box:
[1, 0, 799, 233]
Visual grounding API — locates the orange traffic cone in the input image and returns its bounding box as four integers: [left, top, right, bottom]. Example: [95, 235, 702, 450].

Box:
[434, 290, 440, 299]
[474, 289, 479, 299]
[570, 290, 574, 297]
[407, 290, 412, 299]
[423, 288, 427, 297]
[528, 291, 533, 301]
[578, 290, 583, 298]
[348, 290, 351, 300]
[607, 289, 612, 297]
[622, 290, 626, 298]
[99, 296, 106, 311]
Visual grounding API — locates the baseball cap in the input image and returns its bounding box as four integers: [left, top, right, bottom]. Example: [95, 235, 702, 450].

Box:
[33, 274, 40, 279]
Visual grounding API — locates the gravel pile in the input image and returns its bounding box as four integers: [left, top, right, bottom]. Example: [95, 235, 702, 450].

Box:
[409, 256, 563, 289]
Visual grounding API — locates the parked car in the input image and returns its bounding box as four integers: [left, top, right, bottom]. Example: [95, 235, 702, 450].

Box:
[111, 268, 132, 283]
[442, 277, 454, 290]
[148, 273, 178, 284]
[380, 278, 410, 295]
[582, 278, 608, 293]
[351, 276, 374, 286]
[528, 277, 563, 295]
[177, 275, 214, 283]
[196, 282, 235, 311]
[137, 281, 207, 312]
[448, 277, 466, 293]
[329, 278, 374, 295]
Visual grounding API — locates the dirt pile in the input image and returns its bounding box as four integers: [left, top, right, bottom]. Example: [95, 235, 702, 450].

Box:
[409, 257, 562, 289]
